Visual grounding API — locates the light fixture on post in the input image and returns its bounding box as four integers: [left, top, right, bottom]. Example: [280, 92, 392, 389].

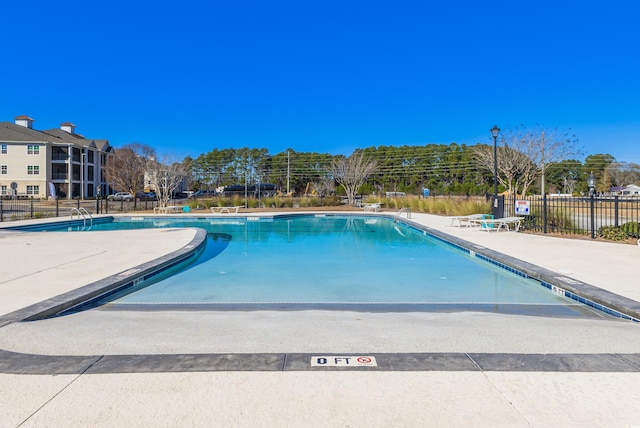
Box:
[490, 126, 501, 218]
[587, 172, 596, 197]
[587, 171, 596, 239]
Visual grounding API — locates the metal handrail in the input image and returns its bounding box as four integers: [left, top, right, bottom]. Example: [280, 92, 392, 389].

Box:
[70, 207, 93, 231]
[394, 207, 411, 222]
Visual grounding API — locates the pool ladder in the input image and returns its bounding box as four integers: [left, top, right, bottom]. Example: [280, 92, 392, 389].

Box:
[394, 207, 411, 222]
[70, 207, 93, 231]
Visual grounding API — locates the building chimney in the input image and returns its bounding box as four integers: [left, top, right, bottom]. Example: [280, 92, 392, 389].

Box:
[60, 122, 76, 134]
[14, 115, 34, 129]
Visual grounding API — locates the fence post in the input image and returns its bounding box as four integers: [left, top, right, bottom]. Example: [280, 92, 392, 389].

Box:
[56, 198, 59, 217]
[0, 200, 3, 222]
[505, 193, 517, 217]
[543, 194, 547, 234]
[30, 199, 34, 218]
[77, 197, 80, 209]
[614, 195, 619, 228]
[590, 193, 595, 239]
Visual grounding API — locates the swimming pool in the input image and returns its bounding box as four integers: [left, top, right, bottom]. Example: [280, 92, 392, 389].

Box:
[30, 215, 610, 318]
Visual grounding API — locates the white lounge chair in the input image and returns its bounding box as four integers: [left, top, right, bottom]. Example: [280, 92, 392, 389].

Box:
[446, 213, 485, 227]
[362, 203, 382, 212]
[154, 205, 183, 214]
[210, 206, 243, 214]
[472, 216, 523, 232]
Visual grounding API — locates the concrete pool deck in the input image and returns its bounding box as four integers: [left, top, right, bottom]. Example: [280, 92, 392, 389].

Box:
[1, 212, 640, 426]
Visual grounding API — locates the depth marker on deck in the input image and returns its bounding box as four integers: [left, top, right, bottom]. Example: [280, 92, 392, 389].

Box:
[311, 356, 378, 367]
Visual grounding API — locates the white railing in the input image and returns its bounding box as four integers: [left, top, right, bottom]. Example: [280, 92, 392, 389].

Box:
[70, 207, 93, 231]
[394, 207, 411, 222]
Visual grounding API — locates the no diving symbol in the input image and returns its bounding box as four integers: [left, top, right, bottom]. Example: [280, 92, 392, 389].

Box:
[357, 357, 372, 364]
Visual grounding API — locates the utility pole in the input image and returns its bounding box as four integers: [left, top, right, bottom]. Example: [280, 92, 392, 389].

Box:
[490, 126, 500, 217]
[541, 131, 545, 196]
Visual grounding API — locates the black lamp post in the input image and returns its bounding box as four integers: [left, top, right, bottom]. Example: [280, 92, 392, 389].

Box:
[490, 126, 500, 217]
[587, 172, 596, 197]
[588, 172, 596, 239]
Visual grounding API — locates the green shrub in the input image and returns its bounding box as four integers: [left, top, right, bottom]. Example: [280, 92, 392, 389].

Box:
[33, 212, 54, 219]
[620, 222, 640, 238]
[294, 197, 316, 207]
[261, 196, 276, 208]
[528, 205, 575, 233]
[598, 223, 640, 241]
[187, 194, 495, 215]
[597, 225, 628, 241]
[360, 195, 490, 215]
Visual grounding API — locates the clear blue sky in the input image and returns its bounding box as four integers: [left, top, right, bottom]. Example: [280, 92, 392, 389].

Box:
[3, 0, 639, 163]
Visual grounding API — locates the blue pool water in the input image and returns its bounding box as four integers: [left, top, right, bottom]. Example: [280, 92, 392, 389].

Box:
[36, 215, 600, 316]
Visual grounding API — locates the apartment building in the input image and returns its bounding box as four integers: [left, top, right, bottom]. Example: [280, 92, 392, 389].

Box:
[0, 115, 113, 199]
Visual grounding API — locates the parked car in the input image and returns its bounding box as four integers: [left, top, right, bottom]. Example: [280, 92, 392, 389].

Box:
[107, 192, 134, 201]
[223, 184, 277, 197]
[190, 190, 217, 198]
[136, 192, 157, 201]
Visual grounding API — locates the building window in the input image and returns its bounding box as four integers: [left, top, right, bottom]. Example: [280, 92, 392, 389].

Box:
[26, 185, 40, 196]
[1, 144, 7, 154]
[1, 165, 7, 175]
[27, 165, 40, 175]
[0, 185, 6, 195]
[27, 145, 40, 155]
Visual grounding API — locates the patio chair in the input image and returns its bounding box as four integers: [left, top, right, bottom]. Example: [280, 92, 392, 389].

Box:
[446, 213, 485, 227]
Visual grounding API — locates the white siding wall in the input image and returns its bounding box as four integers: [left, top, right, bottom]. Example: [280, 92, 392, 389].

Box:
[0, 142, 47, 197]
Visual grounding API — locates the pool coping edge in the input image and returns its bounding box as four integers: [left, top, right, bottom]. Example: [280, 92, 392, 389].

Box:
[0, 227, 208, 326]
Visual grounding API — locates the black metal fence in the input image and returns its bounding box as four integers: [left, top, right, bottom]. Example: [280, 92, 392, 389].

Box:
[3, 195, 639, 240]
[0, 198, 159, 222]
[503, 194, 640, 238]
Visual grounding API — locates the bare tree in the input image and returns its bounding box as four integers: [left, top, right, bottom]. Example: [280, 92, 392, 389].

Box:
[315, 176, 336, 196]
[564, 177, 577, 194]
[145, 156, 190, 209]
[606, 162, 640, 187]
[474, 126, 579, 197]
[104, 143, 155, 206]
[329, 151, 378, 205]
[473, 144, 529, 196]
